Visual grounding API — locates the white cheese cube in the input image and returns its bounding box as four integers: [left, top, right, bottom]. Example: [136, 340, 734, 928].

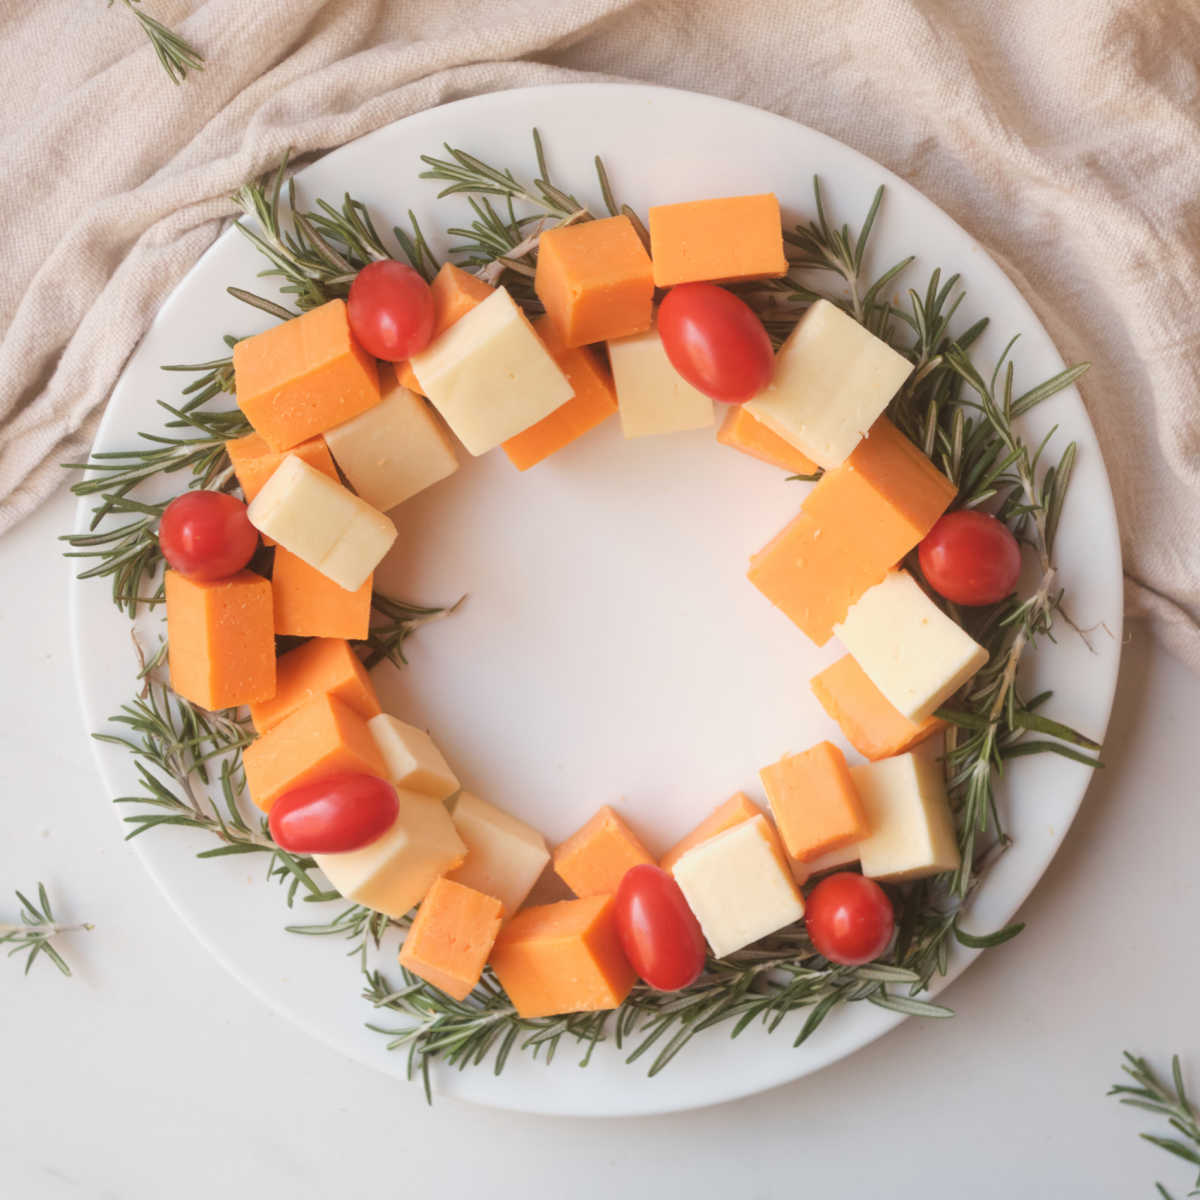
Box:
[850, 753, 960, 882]
[672, 815, 805, 958]
[314, 789, 467, 919]
[247, 455, 396, 591]
[607, 327, 715, 438]
[834, 570, 988, 721]
[367, 714, 459, 801]
[745, 299, 912, 468]
[445, 792, 551, 918]
[408, 287, 573, 455]
[323, 376, 458, 511]
[789, 841, 861, 886]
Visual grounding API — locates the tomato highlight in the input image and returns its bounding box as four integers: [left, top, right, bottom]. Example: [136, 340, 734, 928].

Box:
[918, 509, 1022, 607]
[158, 490, 259, 581]
[804, 872, 894, 966]
[347, 261, 436, 361]
[268, 773, 399, 855]
[614, 864, 706, 991]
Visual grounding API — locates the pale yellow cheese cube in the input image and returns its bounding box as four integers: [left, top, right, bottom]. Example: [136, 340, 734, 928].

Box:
[834, 570, 989, 722]
[367, 714, 459, 801]
[851, 753, 960, 882]
[672, 815, 804, 958]
[247, 455, 396, 591]
[789, 841, 861, 886]
[408, 287, 573, 456]
[745, 299, 912, 468]
[313, 789, 467, 919]
[607, 326, 715, 438]
[445, 792, 551, 918]
[323, 377, 458, 511]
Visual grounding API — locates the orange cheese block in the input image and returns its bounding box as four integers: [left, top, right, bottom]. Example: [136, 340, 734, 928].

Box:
[242, 693, 387, 813]
[553, 805, 654, 898]
[501, 316, 618, 470]
[759, 742, 869, 863]
[271, 548, 372, 640]
[398, 877, 504, 1001]
[233, 300, 381, 452]
[716, 406, 819, 476]
[648, 194, 787, 287]
[248, 637, 380, 734]
[534, 215, 654, 348]
[164, 570, 275, 711]
[488, 895, 636, 1018]
[395, 263, 495, 395]
[811, 654, 947, 761]
[659, 792, 766, 873]
[225, 433, 338, 503]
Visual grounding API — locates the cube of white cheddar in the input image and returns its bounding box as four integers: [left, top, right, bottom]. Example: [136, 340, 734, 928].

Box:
[745, 299, 912, 468]
[367, 714, 459, 801]
[445, 792, 551, 918]
[672, 815, 804, 958]
[247, 455, 396, 591]
[323, 375, 458, 511]
[408, 287, 573, 455]
[789, 841, 861, 886]
[607, 327, 715, 438]
[313, 789, 466, 919]
[834, 570, 988, 721]
[850, 753, 960, 882]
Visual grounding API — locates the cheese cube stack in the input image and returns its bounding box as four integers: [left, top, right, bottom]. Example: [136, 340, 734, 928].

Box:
[851, 753, 960, 881]
[408, 287, 573, 455]
[367, 714, 459, 801]
[746, 299, 913, 468]
[248, 455, 396, 592]
[834, 570, 989, 722]
[660, 792, 765, 873]
[672, 815, 804, 958]
[608, 326, 715, 438]
[395, 263, 495, 395]
[446, 792, 551, 918]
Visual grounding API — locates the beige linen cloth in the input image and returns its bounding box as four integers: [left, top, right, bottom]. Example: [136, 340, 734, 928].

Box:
[1, 0, 1197, 668]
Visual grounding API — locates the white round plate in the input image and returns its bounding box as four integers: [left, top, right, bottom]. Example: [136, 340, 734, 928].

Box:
[70, 84, 1122, 1116]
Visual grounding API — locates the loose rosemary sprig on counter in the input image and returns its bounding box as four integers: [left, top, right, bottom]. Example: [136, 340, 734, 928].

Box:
[1110, 1052, 1200, 1199]
[2, 884, 92, 977]
[110, 0, 204, 85]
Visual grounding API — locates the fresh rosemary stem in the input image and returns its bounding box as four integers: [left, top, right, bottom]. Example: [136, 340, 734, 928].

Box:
[1, 885, 92, 977]
[112, 0, 204, 84]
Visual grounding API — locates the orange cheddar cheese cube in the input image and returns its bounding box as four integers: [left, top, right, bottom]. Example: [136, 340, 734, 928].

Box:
[648, 194, 787, 288]
[395, 263, 495, 394]
[225, 433, 338, 504]
[488, 895, 636, 1018]
[233, 300, 381, 452]
[164, 569, 275, 711]
[553, 805, 654, 898]
[248, 637, 380, 734]
[716, 405, 819, 476]
[759, 742, 869, 863]
[271, 548, 372, 640]
[242, 693, 387, 813]
[398, 877, 504, 1001]
[534, 215, 654, 347]
[659, 792, 766, 873]
[811, 654, 947, 762]
[501, 316, 618, 470]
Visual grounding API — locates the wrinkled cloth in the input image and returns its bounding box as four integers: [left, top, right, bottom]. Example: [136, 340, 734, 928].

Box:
[2, 0, 1198, 668]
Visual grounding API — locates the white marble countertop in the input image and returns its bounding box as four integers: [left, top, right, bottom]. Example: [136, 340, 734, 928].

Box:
[3, 484, 1197, 1200]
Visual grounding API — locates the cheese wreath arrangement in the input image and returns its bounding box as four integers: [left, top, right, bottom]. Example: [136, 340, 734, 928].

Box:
[66, 133, 1100, 1088]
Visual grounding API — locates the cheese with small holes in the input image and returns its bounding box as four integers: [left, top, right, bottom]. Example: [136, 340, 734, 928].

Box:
[671, 815, 805, 958]
[553, 805, 654, 898]
[850, 753, 960, 882]
[607, 326, 714, 438]
[398, 877, 503, 1000]
[659, 792, 765, 873]
[745, 299, 912, 468]
[408, 287, 573, 455]
[323, 368, 458, 511]
[446, 792, 551, 918]
[314, 789, 466, 919]
[249, 637, 380, 734]
[834, 569, 988, 722]
[367, 714, 459, 800]
[248, 455, 396, 591]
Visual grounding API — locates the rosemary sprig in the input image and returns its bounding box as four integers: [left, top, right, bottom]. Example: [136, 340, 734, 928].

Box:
[1, 884, 92, 977]
[1110, 1052, 1200, 1199]
[111, 0, 203, 85]
[361, 593, 466, 670]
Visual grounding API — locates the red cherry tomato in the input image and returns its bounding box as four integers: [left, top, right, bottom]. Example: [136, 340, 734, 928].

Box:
[346, 261, 435, 361]
[804, 872, 895, 966]
[268, 774, 399, 855]
[918, 509, 1022, 607]
[614, 864, 707, 991]
[657, 283, 774, 403]
[159, 491, 258, 581]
